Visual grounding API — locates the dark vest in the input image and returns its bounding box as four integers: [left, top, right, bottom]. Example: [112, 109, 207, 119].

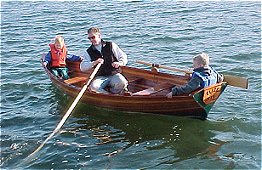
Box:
[87, 40, 118, 76]
[192, 66, 218, 88]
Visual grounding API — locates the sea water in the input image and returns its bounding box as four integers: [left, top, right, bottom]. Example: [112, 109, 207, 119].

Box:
[1, 1, 261, 169]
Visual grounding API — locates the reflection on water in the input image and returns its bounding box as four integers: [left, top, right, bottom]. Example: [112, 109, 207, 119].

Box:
[41, 94, 230, 168]
[17, 87, 254, 169]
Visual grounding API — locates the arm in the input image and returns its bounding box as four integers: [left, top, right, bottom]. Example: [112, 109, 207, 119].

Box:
[43, 52, 52, 66]
[111, 42, 128, 67]
[80, 52, 92, 72]
[171, 77, 202, 96]
[211, 66, 223, 83]
[79, 52, 102, 72]
[217, 73, 224, 83]
[66, 53, 83, 62]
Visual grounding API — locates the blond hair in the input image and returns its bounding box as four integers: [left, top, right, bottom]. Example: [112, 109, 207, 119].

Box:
[54, 35, 64, 45]
[193, 53, 209, 66]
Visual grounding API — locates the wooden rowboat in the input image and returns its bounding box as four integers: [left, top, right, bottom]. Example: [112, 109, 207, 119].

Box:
[41, 59, 227, 119]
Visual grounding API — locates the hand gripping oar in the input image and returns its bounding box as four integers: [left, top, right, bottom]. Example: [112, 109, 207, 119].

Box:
[27, 63, 102, 160]
[136, 60, 248, 89]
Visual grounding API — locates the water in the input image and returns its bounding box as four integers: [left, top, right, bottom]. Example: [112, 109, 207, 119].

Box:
[1, 1, 261, 169]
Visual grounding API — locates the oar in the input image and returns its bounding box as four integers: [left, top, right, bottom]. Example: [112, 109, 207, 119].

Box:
[137, 60, 192, 74]
[26, 63, 102, 160]
[136, 60, 248, 89]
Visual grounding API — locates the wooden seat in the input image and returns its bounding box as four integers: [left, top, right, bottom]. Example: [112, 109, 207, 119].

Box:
[132, 83, 173, 96]
[64, 77, 87, 85]
[132, 87, 155, 96]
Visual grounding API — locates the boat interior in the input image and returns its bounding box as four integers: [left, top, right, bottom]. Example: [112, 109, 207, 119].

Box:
[64, 61, 190, 96]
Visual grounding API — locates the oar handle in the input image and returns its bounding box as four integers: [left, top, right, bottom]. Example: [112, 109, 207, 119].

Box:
[136, 60, 192, 74]
[86, 63, 102, 85]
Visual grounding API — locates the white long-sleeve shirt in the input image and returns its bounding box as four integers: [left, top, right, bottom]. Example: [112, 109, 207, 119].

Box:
[80, 41, 128, 72]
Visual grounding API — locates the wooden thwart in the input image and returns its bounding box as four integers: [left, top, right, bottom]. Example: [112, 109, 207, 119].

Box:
[132, 83, 172, 96]
[132, 87, 155, 96]
[64, 77, 87, 85]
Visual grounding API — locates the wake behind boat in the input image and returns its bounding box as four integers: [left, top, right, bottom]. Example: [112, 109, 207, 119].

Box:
[41, 57, 227, 119]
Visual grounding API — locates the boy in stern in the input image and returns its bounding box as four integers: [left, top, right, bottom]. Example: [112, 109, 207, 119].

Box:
[166, 53, 223, 98]
[43, 35, 82, 80]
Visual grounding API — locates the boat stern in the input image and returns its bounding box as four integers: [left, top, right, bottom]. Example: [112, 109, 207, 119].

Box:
[193, 82, 227, 117]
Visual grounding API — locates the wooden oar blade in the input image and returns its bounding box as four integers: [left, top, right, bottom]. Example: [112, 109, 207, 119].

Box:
[223, 74, 248, 89]
[25, 63, 102, 162]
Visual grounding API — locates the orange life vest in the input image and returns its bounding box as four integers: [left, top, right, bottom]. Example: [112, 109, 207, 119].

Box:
[49, 44, 67, 67]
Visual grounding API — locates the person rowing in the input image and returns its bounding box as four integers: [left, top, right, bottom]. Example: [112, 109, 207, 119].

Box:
[80, 27, 128, 94]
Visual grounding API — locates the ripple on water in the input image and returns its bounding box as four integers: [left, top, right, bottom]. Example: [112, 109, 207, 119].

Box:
[0, 1, 261, 169]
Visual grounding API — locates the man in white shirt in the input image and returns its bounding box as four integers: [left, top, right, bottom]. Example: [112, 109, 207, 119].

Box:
[80, 27, 128, 94]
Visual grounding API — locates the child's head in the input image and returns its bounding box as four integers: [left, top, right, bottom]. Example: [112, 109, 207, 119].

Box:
[54, 35, 65, 50]
[193, 53, 209, 69]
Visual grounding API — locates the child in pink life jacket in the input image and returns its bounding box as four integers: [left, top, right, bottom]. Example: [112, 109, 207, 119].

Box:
[43, 35, 82, 80]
